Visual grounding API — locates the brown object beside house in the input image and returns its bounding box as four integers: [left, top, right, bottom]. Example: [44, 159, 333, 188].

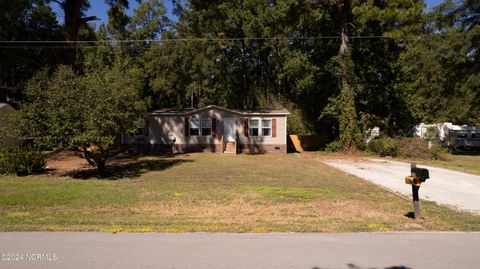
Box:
[122, 105, 289, 154]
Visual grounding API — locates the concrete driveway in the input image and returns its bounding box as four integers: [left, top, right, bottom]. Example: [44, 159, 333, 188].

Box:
[323, 158, 480, 214]
[1, 232, 480, 269]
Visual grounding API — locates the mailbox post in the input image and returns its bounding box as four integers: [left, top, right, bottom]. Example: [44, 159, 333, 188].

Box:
[404, 163, 429, 219]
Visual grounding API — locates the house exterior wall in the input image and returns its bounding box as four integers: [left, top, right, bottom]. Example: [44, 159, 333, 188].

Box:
[124, 107, 287, 154]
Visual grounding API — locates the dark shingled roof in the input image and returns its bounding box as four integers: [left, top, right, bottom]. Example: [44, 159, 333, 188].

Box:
[150, 105, 289, 116]
[151, 108, 196, 113]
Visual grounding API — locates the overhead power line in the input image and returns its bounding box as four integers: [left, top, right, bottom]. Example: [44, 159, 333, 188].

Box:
[0, 33, 468, 49]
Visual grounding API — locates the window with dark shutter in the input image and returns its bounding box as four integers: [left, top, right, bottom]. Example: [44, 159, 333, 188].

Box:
[248, 118, 272, 137]
[184, 118, 189, 137]
[212, 118, 216, 137]
[200, 118, 211, 136]
[190, 119, 200, 136]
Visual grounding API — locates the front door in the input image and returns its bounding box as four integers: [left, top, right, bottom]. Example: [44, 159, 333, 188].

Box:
[223, 118, 236, 142]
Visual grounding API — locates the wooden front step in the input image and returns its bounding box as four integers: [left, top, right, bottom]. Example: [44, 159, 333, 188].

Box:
[224, 141, 237, 154]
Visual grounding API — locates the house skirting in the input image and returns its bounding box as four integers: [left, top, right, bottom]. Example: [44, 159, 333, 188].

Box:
[238, 144, 287, 154]
[124, 144, 287, 154]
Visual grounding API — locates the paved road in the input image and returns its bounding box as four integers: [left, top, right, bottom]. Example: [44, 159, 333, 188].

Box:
[1, 232, 480, 269]
[323, 158, 480, 214]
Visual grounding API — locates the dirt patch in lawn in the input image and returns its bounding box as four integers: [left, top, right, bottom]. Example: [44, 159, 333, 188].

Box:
[43, 150, 187, 179]
[44, 150, 92, 177]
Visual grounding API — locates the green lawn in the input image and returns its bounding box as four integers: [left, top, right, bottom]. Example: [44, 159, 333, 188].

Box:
[398, 154, 480, 176]
[1, 153, 479, 232]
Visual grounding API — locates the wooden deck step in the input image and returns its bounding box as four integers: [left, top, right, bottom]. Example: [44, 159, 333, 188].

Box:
[224, 141, 237, 154]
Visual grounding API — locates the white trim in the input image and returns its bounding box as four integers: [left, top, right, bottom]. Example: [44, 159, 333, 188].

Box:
[200, 117, 212, 136]
[248, 117, 272, 138]
[190, 117, 212, 136]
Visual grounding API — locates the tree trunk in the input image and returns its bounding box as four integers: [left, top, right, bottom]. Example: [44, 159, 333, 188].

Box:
[240, 39, 250, 108]
[60, 0, 97, 65]
[336, 0, 361, 151]
[64, 0, 82, 42]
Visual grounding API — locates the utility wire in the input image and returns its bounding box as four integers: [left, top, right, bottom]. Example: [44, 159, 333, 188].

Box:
[0, 33, 468, 49]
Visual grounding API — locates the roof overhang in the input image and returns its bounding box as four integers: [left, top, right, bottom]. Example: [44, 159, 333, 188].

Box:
[148, 105, 290, 116]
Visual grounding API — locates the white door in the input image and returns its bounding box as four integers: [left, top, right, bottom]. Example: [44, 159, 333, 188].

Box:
[223, 118, 236, 142]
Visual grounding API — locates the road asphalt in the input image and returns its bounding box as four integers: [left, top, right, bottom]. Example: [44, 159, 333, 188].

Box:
[1, 232, 480, 269]
[323, 158, 480, 214]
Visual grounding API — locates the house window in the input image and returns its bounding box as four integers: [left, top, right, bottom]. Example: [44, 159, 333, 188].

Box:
[249, 118, 271, 137]
[249, 119, 259, 136]
[201, 118, 212, 136]
[190, 118, 212, 136]
[190, 119, 200, 136]
[262, 119, 271, 136]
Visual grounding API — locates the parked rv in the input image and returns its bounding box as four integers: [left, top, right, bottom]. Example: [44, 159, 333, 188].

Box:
[412, 122, 480, 152]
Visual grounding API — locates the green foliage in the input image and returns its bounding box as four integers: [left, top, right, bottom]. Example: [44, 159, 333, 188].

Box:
[428, 144, 449, 161]
[286, 107, 313, 135]
[397, 1, 480, 125]
[0, 0, 62, 99]
[398, 138, 448, 160]
[367, 138, 400, 157]
[0, 145, 45, 176]
[3, 0, 479, 150]
[20, 60, 145, 170]
[129, 0, 169, 40]
[368, 137, 449, 160]
[325, 140, 343, 153]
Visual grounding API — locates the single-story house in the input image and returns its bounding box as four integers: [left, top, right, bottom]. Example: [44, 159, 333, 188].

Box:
[122, 105, 289, 154]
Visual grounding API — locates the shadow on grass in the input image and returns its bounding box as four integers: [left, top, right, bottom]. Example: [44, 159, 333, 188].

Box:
[68, 157, 192, 180]
[404, 212, 415, 219]
[450, 150, 480, 156]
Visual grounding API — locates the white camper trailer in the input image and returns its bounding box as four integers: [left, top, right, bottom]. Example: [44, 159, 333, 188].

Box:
[413, 122, 480, 151]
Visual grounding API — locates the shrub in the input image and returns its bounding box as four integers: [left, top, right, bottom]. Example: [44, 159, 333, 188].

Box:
[398, 138, 448, 160]
[0, 145, 45, 176]
[367, 138, 400, 157]
[425, 144, 449, 160]
[325, 140, 342, 152]
[398, 138, 429, 159]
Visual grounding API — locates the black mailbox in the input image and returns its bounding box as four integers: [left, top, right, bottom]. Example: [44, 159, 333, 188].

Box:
[411, 167, 429, 182]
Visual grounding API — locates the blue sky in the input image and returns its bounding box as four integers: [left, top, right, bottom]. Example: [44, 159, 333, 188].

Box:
[50, 0, 446, 29]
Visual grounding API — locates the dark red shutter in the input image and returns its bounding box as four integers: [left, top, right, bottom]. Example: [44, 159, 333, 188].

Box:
[184, 117, 189, 136]
[244, 118, 249, 137]
[212, 118, 216, 137]
[272, 118, 276, 137]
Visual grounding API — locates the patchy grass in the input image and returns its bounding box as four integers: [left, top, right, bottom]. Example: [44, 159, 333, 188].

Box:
[317, 150, 480, 176]
[0, 153, 479, 232]
[398, 154, 480, 176]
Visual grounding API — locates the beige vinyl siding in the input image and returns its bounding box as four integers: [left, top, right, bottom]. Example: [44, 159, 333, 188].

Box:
[238, 116, 286, 145]
[126, 107, 287, 147]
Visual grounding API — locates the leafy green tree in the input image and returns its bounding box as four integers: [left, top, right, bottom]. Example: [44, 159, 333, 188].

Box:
[0, 0, 62, 101]
[130, 0, 169, 40]
[21, 61, 145, 170]
[398, 0, 480, 125]
[351, 0, 425, 135]
[322, 0, 363, 151]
